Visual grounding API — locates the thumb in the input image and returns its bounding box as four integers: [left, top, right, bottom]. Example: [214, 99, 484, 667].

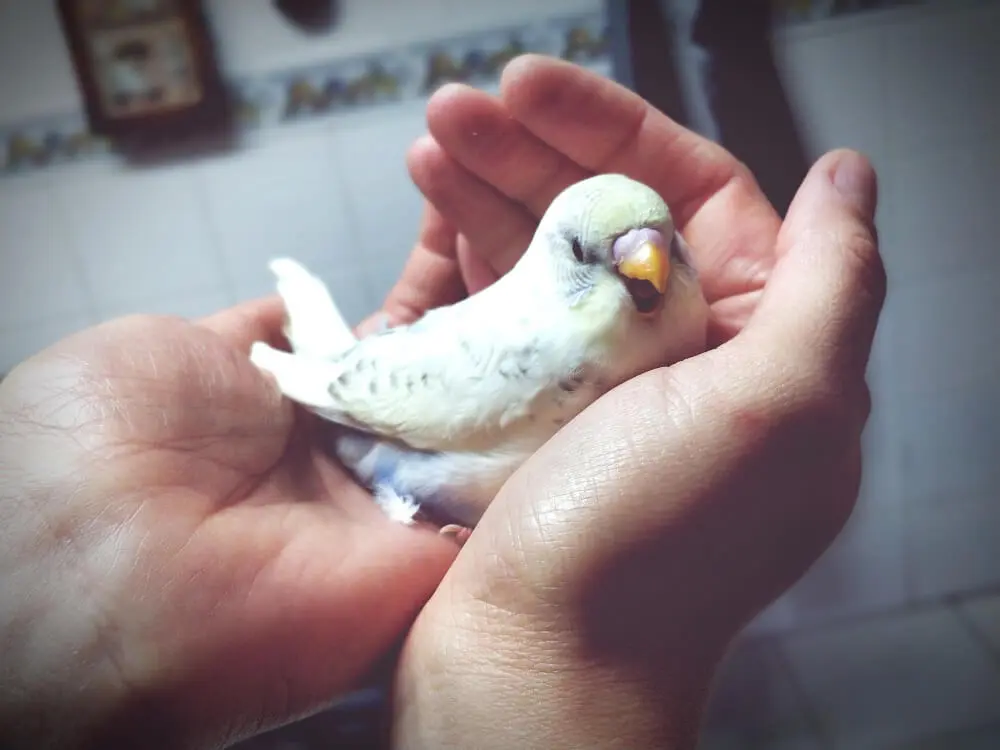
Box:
[434, 151, 887, 654]
[742, 148, 886, 382]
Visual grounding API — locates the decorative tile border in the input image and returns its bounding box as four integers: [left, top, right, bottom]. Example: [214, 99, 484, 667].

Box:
[0, 1, 929, 178]
[0, 11, 609, 178]
[235, 11, 610, 128]
[0, 114, 112, 176]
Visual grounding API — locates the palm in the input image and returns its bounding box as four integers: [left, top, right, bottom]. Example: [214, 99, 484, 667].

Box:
[388, 55, 782, 346]
[18, 304, 454, 746]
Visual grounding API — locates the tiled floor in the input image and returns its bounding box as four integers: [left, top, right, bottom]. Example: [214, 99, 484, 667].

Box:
[700, 589, 1000, 750]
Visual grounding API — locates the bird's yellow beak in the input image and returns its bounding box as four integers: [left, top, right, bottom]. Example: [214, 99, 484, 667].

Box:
[616, 238, 671, 294]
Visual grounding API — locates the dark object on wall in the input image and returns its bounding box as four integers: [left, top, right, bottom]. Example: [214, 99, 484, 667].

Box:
[607, 0, 810, 216]
[274, 0, 340, 33]
[691, 0, 810, 215]
[56, 0, 233, 157]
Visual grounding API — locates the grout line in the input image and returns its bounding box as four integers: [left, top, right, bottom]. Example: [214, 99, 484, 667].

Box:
[758, 587, 1000, 750]
[946, 595, 1000, 671]
[769, 638, 836, 750]
[40, 170, 101, 328]
[190, 162, 240, 309]
[743, 581, 1000, 646]
[325, 120, 401, 318]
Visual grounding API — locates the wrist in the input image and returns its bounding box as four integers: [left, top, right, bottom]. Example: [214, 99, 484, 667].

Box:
[390, 615, 715, 750]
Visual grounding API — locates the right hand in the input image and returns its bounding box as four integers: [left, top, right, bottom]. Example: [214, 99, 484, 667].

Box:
[380, 55, 886, 749]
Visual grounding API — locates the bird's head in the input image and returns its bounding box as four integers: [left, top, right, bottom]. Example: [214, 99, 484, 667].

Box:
[537, 173, 699, 317]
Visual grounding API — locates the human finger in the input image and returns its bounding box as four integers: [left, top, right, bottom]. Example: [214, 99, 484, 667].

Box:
[406, 135, 537, 279]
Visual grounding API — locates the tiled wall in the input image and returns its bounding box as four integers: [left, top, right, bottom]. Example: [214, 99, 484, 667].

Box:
[1, 0, 997, 634]
[748, 0, 1000, 634]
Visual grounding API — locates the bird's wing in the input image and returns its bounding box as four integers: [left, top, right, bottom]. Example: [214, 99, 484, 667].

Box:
[251, 314, 556, 453]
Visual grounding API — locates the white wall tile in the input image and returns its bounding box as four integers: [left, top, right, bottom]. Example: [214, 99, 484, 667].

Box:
[883, 2, 1000, 157]
[957, 593, 1000, 658]
[95, 286, 236, 323]
[773, 22, 887, 163]
[199, 128, 359, 293]
[891, 379, 1000, 503]
[901, 722, 1000, 750]
[53, 167, 228, 308]
[882, 268, 1000, 396]
[781, 607, 1000, 749]
[702, 636, 816, 743]
[312, 266, 377, 328]
[0, 2, 81, 122]
[331, 101, 428, 280]
[0, 313, 95, 375]
[906, 491, 1000, 600]
[0, 177, 92, 326]
[365, 260, 410, 312]
[877, 140, 1000, 284]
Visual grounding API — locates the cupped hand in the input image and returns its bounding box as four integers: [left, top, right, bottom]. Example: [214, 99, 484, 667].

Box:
[0, 299, 457, 750]
[384, 55, 886, 748]
[382, 56, 782, 347]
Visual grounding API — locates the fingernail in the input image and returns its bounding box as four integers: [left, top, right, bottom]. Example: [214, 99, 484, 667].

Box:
[832, 152, 877, 221]
[440, 524, 472, 546]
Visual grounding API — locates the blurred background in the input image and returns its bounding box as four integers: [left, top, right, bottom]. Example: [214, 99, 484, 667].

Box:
[1, 1, 998, 748]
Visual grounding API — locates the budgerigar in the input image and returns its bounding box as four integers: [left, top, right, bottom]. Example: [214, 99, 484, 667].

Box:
[249, 173, 709, 533]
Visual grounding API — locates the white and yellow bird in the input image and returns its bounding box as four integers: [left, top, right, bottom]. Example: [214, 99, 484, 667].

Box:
[249, 173, 709, 531]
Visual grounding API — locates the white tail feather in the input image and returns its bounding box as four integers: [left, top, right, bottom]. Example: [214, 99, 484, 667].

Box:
[249, 341, 342, 411]
[270, 257, 357, 360]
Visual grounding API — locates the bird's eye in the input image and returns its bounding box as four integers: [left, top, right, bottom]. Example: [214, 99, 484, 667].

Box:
[571, 238, 584, 262]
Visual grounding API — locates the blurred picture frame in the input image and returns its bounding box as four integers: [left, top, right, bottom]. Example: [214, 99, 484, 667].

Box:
[57, 0, 230, 146]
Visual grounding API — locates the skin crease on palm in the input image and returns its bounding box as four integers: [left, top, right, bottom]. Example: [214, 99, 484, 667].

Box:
[0, 55, 886, 750]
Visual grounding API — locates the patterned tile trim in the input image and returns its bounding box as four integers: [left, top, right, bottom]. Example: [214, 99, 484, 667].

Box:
[0, 113, 112, 176]
[0, 11, 609, 178]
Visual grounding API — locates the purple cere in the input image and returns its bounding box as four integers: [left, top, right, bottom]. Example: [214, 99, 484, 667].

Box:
[612, 227, 665, 264]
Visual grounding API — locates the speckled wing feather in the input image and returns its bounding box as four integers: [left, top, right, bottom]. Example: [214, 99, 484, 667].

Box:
[333, 316, 576, 451]
[251, 311, 566, 454]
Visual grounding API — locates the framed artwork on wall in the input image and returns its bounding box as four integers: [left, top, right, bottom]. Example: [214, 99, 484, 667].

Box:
[56, 0, 231, 148]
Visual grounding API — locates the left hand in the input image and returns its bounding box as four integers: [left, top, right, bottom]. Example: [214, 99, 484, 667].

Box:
[0, 300, 457, 750]
[378, 55, 885, 749]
